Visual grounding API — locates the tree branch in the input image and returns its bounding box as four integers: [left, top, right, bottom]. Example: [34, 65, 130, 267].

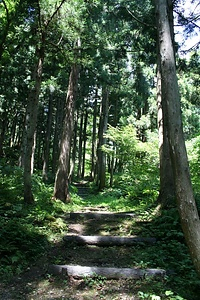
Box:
[46, 0, 66, 28]
[2, 0, 9, 21]
[180, 41, 200, 54]
[125, 6, 156, 29]
[36, 0, 42, 32]
[174, 10, 200, 27]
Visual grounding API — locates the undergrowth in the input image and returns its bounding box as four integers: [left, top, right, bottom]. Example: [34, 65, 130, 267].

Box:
[0, 166, 70, 281]
[0, 162, 200, 300]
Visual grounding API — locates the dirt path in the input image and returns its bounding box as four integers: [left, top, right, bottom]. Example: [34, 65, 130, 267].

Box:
[0, 206, 158, 300]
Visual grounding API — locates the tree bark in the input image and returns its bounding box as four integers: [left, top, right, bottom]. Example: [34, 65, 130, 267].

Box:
[157, 56, 175, 208]
[42, 88, 53, 181]
[52, 96, 64, 175]
[69, 110, 78, 182]
[97, 86, 109, 190]
[0, 106, 8, 157]
[90, 92, 98, 180]
[36, 106, 44, 169]
[53, 64, 79, 202]
[81, 108, 88, 179]
[156, 0, 200, 276]
[77, 110, 84, 178]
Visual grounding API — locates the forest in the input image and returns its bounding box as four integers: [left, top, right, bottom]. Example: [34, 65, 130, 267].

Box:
[0, 0, 200, 299]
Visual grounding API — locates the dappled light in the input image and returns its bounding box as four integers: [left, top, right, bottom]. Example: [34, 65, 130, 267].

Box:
[1, 170, 200, 299]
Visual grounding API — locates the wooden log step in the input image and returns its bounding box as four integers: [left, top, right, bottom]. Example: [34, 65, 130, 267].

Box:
[69, 211, 136, 220]
[48, 264, 166, 279]
[63, 235, 156, 246]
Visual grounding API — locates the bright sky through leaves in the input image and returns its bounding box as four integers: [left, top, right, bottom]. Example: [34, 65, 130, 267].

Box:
[174, 0, 200, 55]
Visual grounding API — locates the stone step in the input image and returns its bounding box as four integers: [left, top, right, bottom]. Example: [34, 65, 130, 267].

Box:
[48, 264, 166, 279]
[63, 235, 157, 246]
[68, 211, 136, 220]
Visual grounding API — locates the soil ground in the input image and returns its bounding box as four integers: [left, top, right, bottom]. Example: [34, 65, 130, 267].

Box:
[0, 206, 157, 300]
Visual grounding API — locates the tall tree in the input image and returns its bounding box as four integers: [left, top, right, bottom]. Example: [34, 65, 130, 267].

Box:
[42, 85, 54, 181]
[90, 91, 98, 180]
[97, 86, 109, 190]
[156, 44, 175, 208]
[23, 45, 44, 203]
[53, 63, 79, 202]
[77, 109, 84, 179]
[23, 0, 66, 204]
[156, 0, 200, 276]
[0, 0, 27, 156]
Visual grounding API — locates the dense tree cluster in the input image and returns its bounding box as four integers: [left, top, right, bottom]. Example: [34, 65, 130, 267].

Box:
[0, 0, 200, 275]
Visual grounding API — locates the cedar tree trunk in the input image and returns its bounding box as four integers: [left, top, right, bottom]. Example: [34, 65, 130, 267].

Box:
[97, 86, 109, 190]
[42, 88, 53, 181]
[156, 0, 200, 276]
[157, 56, 175, 207]
[53, 64, 79, 202]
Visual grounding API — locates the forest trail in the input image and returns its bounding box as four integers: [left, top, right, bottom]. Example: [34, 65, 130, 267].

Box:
[49, 208, 164, 280]
[0, 191, 165, 300]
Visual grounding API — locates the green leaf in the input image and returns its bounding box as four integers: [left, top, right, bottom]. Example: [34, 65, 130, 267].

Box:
[165, 290, 174, 296]
[11, 255, 20, 263]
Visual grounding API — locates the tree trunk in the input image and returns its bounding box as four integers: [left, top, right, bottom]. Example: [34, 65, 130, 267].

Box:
[9, 113, 18, 147]
[23, 46, 44, 204]
[36, 106, 44, 169]
[90, 92, 98, 180]
[81, 108, 88, 179]
[52, 96, 64, 175]
[69, 110, 78, 182]
[42, 88, 53, 181]
[77, 110, 84, 178]
[53, 64, 79, 202]
[0, 107, 8, 157]
[156, 0, 200, 276]
[109, 94, 119, 187]
[157, 56, 175, 208]
[97, 86, 109, 190]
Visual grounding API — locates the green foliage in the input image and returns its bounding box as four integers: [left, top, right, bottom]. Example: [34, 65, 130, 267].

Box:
[0, 217, 47, 280]
[0, 165, 24, 201]
[133, 208, 200, 300]
[0, 164, 69, 281]
[178, 52, 200, 139]
[103, 124, 137, 165]
[186, 135, 200, 202]
[138, 290, 185, 300]
[83, 274, 106, 288]
[103, 125, 159, 201]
